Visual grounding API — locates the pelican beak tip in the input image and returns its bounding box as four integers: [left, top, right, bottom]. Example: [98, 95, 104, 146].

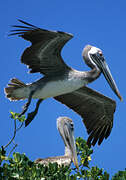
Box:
[75, 162, 79, 169]
[117, 93, 123, 102]
[120, 96, 123, 102]
[73, 157, 79, 169]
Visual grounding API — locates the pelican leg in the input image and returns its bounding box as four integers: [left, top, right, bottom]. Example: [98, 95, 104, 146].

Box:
[25, 99, 43, 127]
[19, 91, 35, 117]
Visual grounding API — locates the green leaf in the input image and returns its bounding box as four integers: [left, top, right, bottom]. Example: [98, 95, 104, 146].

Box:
[10, 111, 26, 122]
[13, 152, 21, 163]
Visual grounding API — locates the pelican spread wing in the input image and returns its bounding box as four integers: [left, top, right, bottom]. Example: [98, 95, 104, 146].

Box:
[9, 20, 73, 75]
[54, 86, 116, 146]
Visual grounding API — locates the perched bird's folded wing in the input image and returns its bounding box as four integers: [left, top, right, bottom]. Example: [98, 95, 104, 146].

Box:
[54, 86, 116, 146]
[9, 20, 73, 75]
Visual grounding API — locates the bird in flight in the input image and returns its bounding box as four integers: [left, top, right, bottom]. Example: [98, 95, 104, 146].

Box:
[35, 116, 78, 169]
[5, 20, 122, 146]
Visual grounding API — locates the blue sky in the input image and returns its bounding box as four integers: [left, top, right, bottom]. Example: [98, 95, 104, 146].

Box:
[1, 0, 126, 178]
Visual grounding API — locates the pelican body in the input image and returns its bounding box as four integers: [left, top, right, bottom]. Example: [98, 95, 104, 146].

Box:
[35, 117, 78, 168]
[5, 20, 122, 146]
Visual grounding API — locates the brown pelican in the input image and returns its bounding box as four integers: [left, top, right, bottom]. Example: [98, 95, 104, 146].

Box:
[34, 116, 79, 169]
[5, 20, 122, 146]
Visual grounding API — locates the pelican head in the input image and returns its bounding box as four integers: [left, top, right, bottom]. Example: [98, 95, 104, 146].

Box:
[57, 117, 79, 169]
[82, 45, 122, 101]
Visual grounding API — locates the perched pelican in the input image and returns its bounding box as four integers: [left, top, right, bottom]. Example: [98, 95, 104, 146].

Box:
[5, 20, 122, 146]
[35, 116, 78, 169]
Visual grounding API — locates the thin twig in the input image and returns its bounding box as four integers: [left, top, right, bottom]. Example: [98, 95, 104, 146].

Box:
[8, 143, 18, 157]
[3, 119, 17, 149]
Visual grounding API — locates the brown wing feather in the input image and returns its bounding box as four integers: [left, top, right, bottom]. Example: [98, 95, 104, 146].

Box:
[9, 20, 73, 75]
[54, 86, 116, 146]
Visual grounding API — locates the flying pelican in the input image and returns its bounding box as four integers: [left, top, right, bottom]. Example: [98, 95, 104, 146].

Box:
[34, 116, 78, 168]
[5, 20, 122, 146]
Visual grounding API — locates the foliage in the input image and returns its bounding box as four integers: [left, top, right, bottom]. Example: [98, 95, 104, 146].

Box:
[0, 112, 126, 179]
[0, 151, 71, 180]
[112, 170, 126, 180]
[0, 138, 109, 180]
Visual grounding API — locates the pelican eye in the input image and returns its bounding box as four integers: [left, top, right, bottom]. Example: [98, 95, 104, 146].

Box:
[98, 51, 103, 56]
[70, 123, 74, 130]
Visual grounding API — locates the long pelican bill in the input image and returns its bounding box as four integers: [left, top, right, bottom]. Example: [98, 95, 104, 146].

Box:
[62, 122, 79, 169]
[91, 54, 122, 101]
[69, 133, 79, 169]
